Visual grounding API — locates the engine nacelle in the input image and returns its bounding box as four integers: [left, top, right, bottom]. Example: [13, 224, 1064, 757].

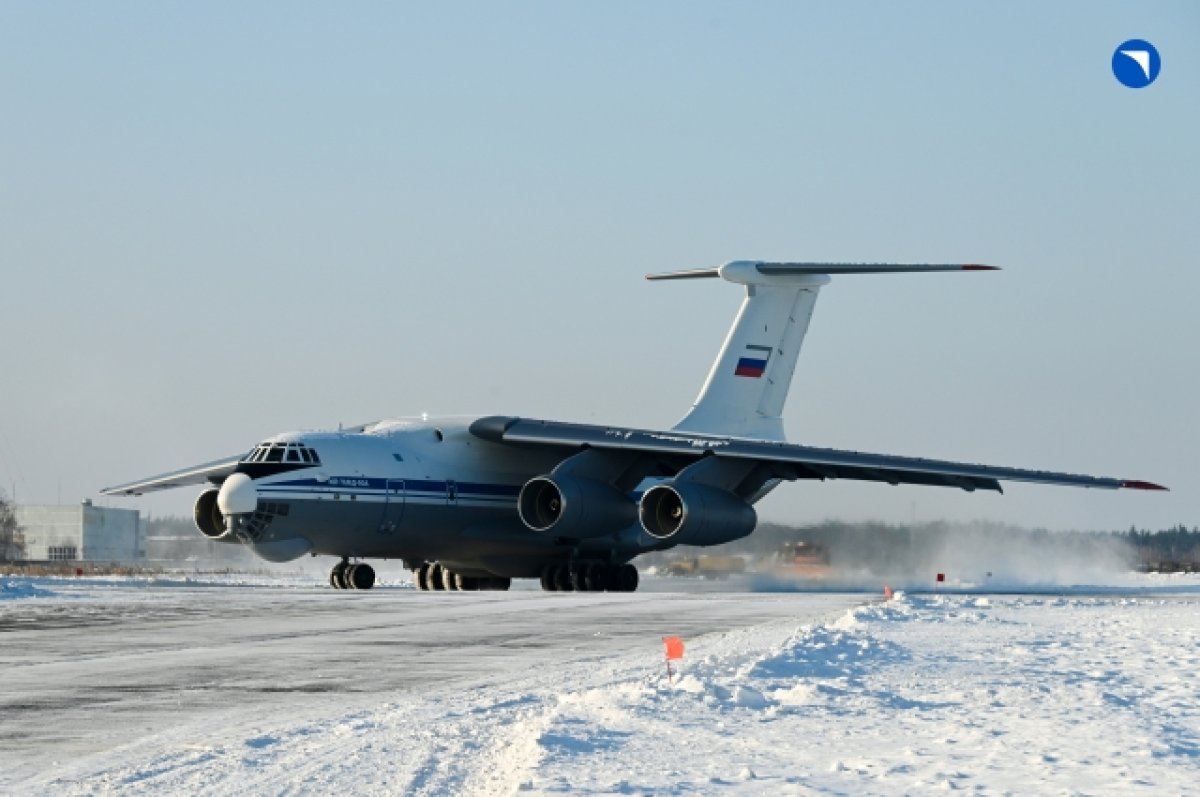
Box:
[193, 488, 230, 539]
[518, 475, 636, 539]
[639, 482, 757, 547]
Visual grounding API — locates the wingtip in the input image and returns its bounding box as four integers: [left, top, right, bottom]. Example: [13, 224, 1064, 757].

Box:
[1122, 480, 1169, 491]
[962, 264, 1001, 271]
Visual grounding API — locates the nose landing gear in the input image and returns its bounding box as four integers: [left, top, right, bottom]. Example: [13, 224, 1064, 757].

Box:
[329, 558, 376, 590]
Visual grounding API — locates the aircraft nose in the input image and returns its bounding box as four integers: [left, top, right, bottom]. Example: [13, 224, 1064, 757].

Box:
[218, 472, 258, 515]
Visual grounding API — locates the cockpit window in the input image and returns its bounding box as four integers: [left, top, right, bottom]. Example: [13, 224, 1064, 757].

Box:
[243, 442, 320, 465]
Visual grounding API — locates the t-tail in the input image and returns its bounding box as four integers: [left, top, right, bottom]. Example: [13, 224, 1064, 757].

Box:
[647, 261, 999, 441]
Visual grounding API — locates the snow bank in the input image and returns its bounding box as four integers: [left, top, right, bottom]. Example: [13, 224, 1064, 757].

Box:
[509, 593, 1200, 794]
[20, 585, 1200, 796]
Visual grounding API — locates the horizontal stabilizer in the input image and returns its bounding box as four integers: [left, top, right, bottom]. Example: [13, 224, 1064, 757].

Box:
[647, 262, 998, 280]
[645, 268, 722, 281]
[756, 262, 998, 275]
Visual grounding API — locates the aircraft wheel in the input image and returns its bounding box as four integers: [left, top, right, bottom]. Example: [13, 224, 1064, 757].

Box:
[571, 562, 597, 592]
[553, 564, 575, 592]
[347, 563, 375, 590]
[330, 560, 349, 590]
[429, 563, 446, 591]
[414, 563, 430, 591]
[540, 567, 557, 592]
[582, 563, 606, 592]
[618, 564, 639, 592]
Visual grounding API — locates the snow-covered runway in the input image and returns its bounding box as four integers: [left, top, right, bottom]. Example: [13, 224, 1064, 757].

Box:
[3, 575, 1199, 795]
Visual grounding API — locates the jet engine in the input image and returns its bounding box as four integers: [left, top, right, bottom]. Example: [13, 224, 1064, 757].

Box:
[639, 482, 756, 547]
[193, 488, 228, 539]
[518, 475, 636, 539]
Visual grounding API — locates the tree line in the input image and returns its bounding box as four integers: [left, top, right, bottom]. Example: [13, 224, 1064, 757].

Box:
[0, 491, 26, 561]
[1124, 524, 1200, 570]
[644, 519, 1200, 576]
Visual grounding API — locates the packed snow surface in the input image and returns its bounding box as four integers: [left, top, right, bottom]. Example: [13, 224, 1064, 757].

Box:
[3, 574, 1199, 794]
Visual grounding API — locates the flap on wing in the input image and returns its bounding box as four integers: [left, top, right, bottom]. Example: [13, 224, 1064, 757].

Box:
[100, 456, 244, 496]
[469, 416, 1165, 493]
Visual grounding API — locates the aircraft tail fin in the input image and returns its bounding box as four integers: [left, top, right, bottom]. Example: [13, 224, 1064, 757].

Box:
[653, 261, 997, 441]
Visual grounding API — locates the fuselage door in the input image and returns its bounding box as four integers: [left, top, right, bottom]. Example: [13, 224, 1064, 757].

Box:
[446, 479, 458, 506]
[380, 479, 405, 534]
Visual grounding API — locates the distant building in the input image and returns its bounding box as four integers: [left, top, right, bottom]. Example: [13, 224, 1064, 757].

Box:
[14, 501, 143, 562]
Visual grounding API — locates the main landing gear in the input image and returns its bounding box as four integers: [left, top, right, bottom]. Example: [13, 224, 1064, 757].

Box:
[330, 558, 376, 590]
[412, 562, 512, 592]
[540, 562, 638, 592]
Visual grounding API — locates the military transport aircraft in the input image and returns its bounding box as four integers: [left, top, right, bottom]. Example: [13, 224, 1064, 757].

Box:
[102, 261, 1165, 591]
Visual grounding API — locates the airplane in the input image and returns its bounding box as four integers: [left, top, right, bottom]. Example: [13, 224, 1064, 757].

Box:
[101, 261, 1166, 592]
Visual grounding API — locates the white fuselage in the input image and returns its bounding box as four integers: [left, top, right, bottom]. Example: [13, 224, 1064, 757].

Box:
[217, 418, 662, 576]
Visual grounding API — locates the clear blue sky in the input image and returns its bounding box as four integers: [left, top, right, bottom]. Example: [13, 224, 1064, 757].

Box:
[1, 2, 1196, 530]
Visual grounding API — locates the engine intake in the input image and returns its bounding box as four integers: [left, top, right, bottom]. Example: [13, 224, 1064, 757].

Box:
[518, 475, 636, 539]
[639, 482, 756, 547]
[193, 488, 229, 539]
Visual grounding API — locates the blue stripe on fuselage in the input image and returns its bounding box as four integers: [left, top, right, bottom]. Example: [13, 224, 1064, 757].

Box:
[258, 477, 522, 497]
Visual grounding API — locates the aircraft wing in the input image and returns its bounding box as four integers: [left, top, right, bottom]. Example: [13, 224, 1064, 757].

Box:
[469, 416, 1166, 495]
[100, 455, 244, 496]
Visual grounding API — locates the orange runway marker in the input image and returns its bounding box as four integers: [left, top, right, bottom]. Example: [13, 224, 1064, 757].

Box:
[663, 636, 685, 683]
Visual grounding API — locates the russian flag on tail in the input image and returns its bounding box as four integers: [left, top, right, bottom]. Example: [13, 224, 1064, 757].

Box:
[734, 344, 772, 378]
